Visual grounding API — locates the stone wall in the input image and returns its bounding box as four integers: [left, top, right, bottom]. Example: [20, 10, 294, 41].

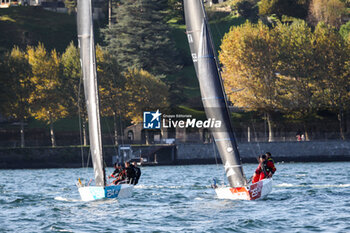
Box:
[1, 141, 350, 169]
[0, 145, 176, 169]
[176, 141, 350, 163]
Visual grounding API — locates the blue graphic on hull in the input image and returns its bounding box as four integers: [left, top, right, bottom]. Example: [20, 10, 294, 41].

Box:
[105, 185, 121, 198]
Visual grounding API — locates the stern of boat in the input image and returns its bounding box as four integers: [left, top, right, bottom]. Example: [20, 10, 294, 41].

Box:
[214, 178, 273, 200]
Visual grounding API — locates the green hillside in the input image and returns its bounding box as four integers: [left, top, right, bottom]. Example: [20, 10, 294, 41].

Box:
[0, 6, 77, 53]
[168, 11, 245, 105]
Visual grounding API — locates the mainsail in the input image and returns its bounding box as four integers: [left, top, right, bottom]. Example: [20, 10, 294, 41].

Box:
[184, 0, 247, 187]
[77, 0, 105, 186]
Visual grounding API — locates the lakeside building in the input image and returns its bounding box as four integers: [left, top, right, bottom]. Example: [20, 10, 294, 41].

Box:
[0, 0, 105, 19]
[124, 123, 212, 145]
[0, 0, 19, 8]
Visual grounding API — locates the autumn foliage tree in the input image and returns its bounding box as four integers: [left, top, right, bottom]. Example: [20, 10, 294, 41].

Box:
[220, 20, 350, 140]
[61, 41, 91, 145]
[124, 68, 169, 124]
[313, 23, 350, 139]
[0, 47, 33, 147]
[96, 46, 128, 146]
[27, 43, 68, 147]
[220, 21, 280, 142]
[273, 20, 318, 140]
[308, 0, 346, 28]
[259, 0, 310, 19]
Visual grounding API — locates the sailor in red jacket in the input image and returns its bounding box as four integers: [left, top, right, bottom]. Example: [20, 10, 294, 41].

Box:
[252, 155, 266, 184]
[252, 154, 276, 183]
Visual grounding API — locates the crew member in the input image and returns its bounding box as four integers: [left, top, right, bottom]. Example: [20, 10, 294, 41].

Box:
[112, 163, 127, 185]
[265, 152, 276, 177]
[252, 154, 269, 183]
[109, 163, 122, 179]
[132, 161, 141, 185]
[125, 161, 136, 184]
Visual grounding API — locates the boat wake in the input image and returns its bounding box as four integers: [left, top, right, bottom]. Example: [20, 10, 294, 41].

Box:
[134, 185, 184, 189]
[275, 183, 350, 188]
[54, 196, 81, 202]
[135, 184, 209, 190]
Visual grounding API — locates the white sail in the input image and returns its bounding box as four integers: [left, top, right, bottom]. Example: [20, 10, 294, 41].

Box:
[77, 0, 105, 187]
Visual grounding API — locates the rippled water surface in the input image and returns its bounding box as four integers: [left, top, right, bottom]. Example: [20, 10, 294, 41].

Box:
[1, 162, 349, 232]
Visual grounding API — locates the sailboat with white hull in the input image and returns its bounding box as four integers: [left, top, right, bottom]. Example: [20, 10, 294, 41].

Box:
[76, 0, 133, 201]
[183, 0, 272, 200]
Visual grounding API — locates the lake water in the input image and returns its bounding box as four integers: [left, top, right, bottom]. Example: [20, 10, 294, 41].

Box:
[0, 162, 349, 232]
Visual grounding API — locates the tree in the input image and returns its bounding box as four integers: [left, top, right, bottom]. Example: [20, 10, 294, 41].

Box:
[259, 0, 310, 19]
[27, 43, 68, 147]
[0, 47, 33, 147]
[313, 23, 350, 139]
[340, 21, 350, 41]
[308, 0, 346, 28]
[219, 21, 280, 142]
[61, 41, 89, 145]
[166, 0, 184, 23]
[273, 20, 318, 140]
[64, 0, 77, 14]
[96, 46, 128, 146]
[232, 0, 258, 20]
[124, 68, 169, 124]
[102, 0, 182, 75]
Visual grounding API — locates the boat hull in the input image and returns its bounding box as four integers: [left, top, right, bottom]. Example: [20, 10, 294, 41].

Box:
[215, 178, 273, 200]
[78, 184, 134, 201]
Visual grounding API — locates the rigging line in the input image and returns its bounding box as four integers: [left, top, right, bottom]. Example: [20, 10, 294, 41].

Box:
[251, 114, 262, 155]
[119, 113, 125, 146]
[101, 114, 118, 156]
[86, 147, 91, 172]
[112, 113, 119, 155]
[102, 116, 112, 141]
[212, 136, 221, 181]
[77, 71, 85, 174]
[213, 136, 219, 168]
[212, 137, 224, 185]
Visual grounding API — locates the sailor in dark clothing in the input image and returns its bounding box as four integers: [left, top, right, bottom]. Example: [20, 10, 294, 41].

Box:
[109, 162, 127, 185]
[109, 163, 122, 179]
[113, 169, 127, 185]
[132, 161, 141, 185]
[125, 161, 136, 184]
[265, 152, 276, 177]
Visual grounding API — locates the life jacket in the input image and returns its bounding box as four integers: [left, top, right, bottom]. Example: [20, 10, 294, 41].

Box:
[126, 166, 136, 179]
[118, 169, 126, 179]
[267, 157, 275, 165]
[111, 168, 121, 178]
[133, 166, 141, 184]
[134, 166, 141, 179]
[267, 157, 276, 174]
[261, 161, 269, 177]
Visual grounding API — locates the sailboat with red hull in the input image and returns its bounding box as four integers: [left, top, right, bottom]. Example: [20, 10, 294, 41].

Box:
[183, 0, 273, 200]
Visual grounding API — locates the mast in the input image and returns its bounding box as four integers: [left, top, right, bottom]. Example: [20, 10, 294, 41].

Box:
[77, 0, 106, 186]
[184, 0, 247, 187]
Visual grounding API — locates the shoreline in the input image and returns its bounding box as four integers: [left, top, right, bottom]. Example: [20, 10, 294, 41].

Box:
[1, 141, 350, 169]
